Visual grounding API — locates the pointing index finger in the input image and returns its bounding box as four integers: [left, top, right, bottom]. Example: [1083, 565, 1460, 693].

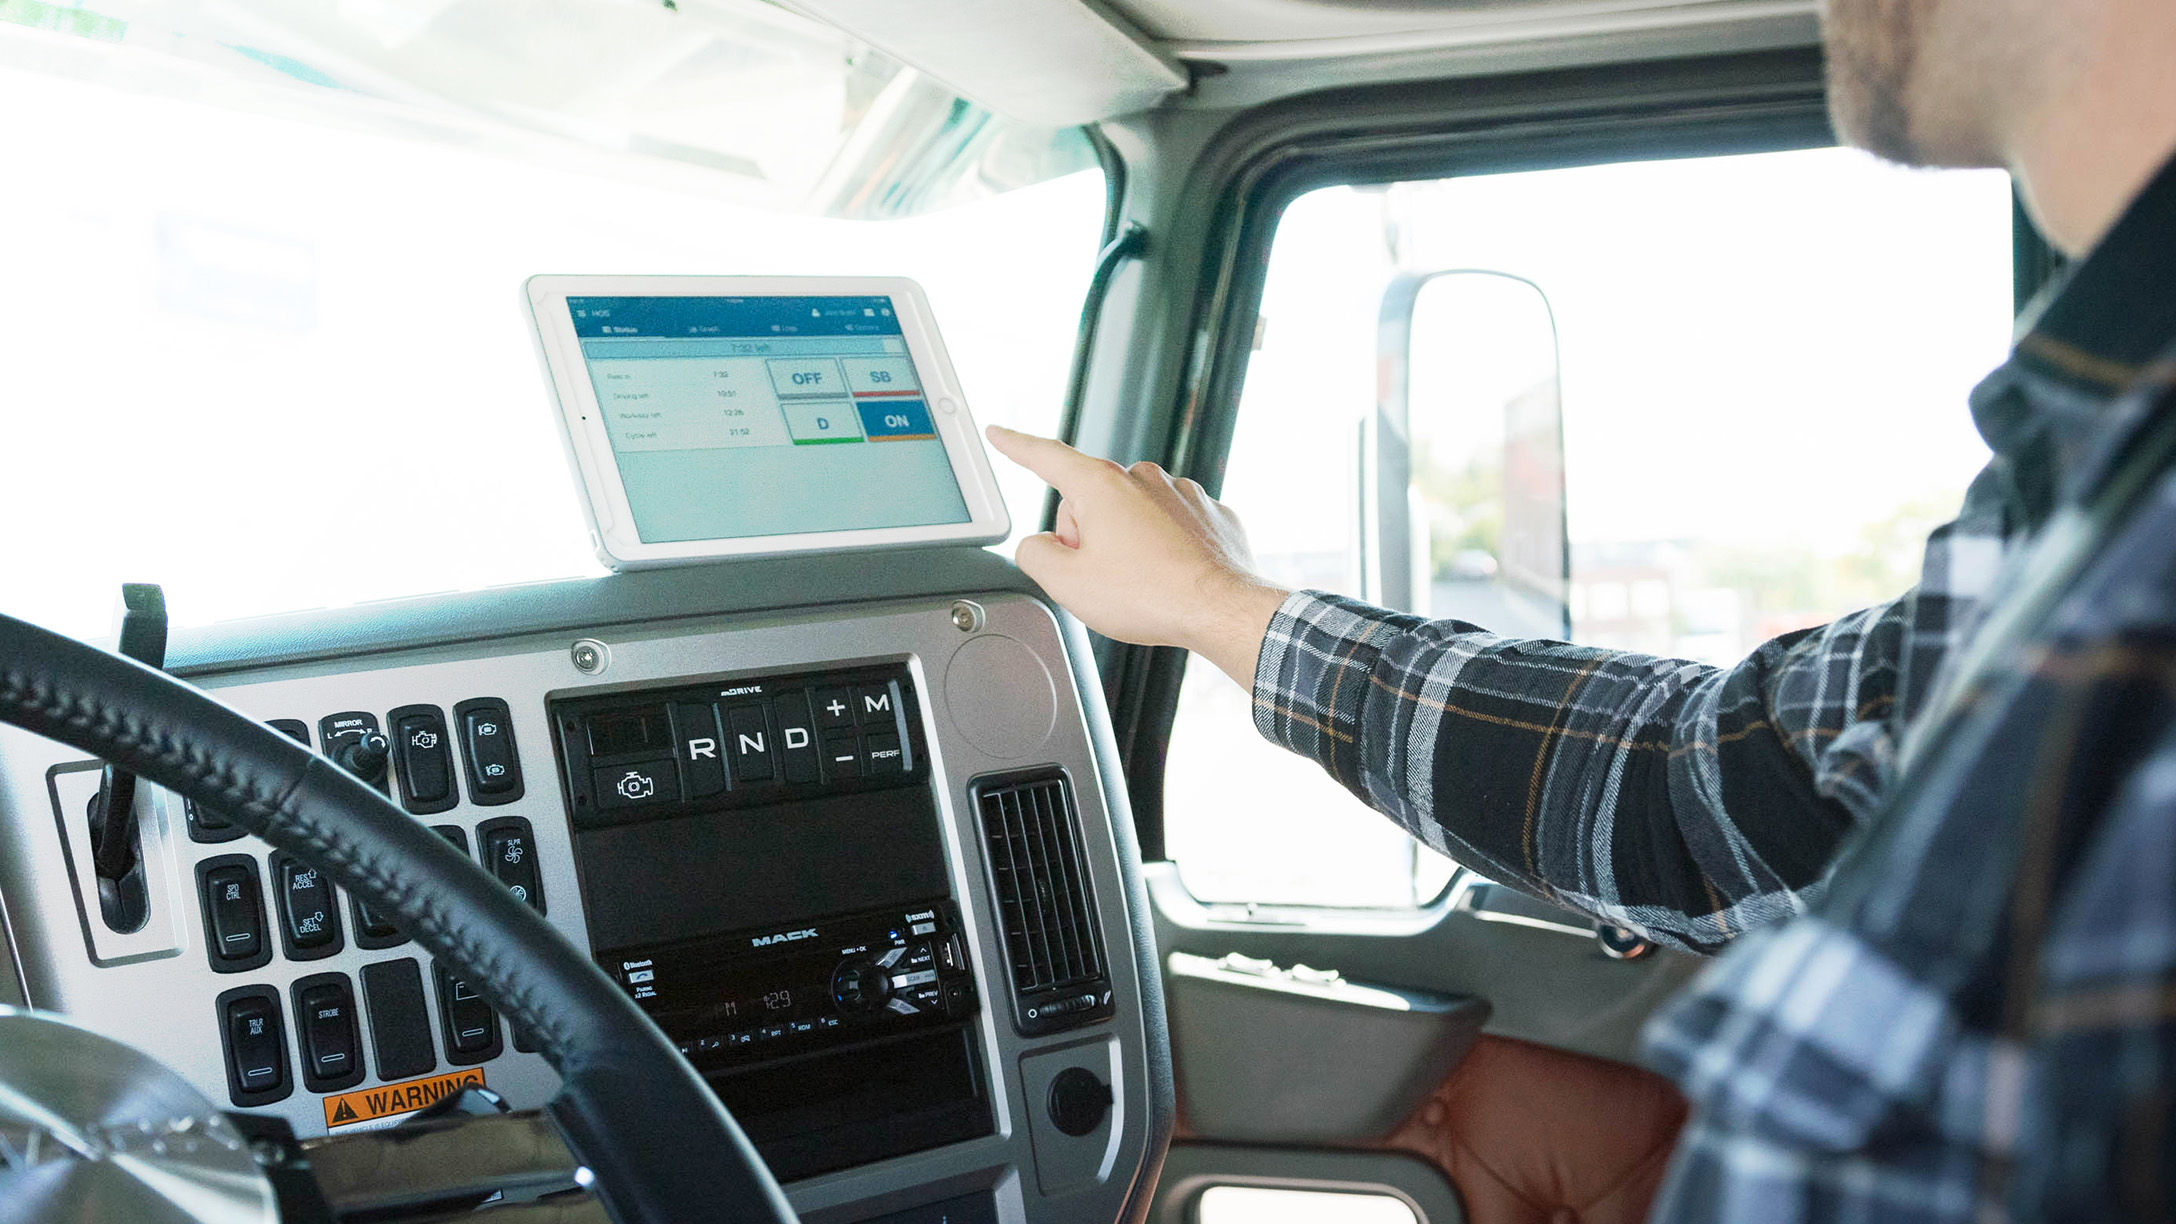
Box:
[985, 425, 1115, 499]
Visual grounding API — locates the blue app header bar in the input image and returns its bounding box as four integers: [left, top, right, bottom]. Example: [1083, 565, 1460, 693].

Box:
[566, 295, 903, 339]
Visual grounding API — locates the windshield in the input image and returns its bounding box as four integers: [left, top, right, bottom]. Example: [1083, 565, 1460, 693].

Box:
[0, 0, 1105, 640]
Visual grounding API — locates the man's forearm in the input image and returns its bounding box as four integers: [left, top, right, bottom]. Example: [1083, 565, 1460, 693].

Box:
[1254, 591, 1867, 953]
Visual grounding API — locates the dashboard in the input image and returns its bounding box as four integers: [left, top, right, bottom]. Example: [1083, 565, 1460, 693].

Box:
[0, 549, 1171, 1224]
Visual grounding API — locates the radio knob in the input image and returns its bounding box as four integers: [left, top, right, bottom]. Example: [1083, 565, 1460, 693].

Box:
[830, 958, 891, 1014]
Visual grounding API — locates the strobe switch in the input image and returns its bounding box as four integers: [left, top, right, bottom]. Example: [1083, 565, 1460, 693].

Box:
[296, 979, 361, 1089]
[831, 958, 891, 1014]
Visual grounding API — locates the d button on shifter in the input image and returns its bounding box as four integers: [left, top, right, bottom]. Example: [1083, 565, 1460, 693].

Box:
[773, 692, 819, 784]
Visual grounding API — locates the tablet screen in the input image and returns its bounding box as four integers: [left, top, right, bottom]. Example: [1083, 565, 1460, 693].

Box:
[567, 295, 971, 543]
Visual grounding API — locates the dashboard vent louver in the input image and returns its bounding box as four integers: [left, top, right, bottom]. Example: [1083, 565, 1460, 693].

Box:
[973, 770, 1112, 1035]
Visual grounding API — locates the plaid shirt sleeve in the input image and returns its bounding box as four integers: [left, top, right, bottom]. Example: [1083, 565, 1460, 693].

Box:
[1249, 586, 1922, 953]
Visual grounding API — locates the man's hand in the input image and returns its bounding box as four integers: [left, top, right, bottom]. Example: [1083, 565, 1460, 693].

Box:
[985, 425, 1289, 687]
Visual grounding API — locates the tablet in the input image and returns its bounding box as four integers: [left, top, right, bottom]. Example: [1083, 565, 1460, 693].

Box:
[525, 275, 1011, 570]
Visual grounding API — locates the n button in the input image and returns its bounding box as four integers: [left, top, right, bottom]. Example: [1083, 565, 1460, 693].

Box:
[727, 704, 773, 783]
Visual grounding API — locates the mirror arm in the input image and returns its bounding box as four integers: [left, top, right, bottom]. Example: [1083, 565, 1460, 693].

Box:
[1372, 273, 1428, 613]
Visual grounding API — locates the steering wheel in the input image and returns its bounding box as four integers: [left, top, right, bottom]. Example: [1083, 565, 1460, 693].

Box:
[0, 611, 798, 1224]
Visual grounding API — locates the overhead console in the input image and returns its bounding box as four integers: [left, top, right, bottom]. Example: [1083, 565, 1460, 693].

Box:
[0, 554, 1171, 1224]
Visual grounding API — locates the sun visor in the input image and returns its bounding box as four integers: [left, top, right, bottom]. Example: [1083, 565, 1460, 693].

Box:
[774, 0, 1187, 125]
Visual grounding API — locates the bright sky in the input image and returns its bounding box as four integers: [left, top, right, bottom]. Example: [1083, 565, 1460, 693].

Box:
[1228, 150, 2016, 563]
[0, 63, 1103, 641]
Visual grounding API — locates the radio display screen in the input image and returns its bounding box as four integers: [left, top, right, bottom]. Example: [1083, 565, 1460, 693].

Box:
[566, 295, 972, 543]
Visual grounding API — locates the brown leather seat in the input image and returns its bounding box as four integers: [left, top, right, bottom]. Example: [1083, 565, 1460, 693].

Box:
[1380, 1036, 1687, 1224]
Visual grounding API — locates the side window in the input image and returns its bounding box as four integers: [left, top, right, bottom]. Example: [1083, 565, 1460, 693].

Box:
[1163, 146, 2014, 909]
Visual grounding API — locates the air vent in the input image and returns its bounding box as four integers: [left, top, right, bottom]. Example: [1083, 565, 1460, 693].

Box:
[974, 770, 1112, 1035]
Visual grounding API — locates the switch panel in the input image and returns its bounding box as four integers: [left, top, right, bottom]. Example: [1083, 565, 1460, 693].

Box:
[196, 855, 270, 972]
[453, 697, 523, 805]
[216, 985, 291, 1107]
[291, 972, 365, 1092]
[388, 703, 458, 815]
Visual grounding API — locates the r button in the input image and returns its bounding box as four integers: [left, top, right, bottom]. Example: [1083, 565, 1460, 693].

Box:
[674, 703, 726, 798]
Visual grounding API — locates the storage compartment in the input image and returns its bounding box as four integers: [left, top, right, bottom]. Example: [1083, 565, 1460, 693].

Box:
[708, 1024, 994, 1181]
[1166, 952, 1489, 1143]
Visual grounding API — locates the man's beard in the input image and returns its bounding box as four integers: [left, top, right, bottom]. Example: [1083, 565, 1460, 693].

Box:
[1823, 0, 1924, 164]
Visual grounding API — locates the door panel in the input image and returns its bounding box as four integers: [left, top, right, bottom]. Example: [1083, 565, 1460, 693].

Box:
[1147, 864, 1698, 1068]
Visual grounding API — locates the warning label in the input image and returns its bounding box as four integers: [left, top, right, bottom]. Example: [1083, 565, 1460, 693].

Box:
[322, 1068, 487, 1128]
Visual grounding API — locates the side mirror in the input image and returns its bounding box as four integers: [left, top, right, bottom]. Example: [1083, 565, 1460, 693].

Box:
[1369, 270, 1568, 637]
